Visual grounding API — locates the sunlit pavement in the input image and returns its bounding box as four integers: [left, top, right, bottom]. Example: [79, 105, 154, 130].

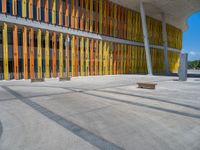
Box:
[0, 74, 200, 150]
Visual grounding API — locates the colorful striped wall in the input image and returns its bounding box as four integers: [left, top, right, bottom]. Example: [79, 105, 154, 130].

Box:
[0, 0, 182, 80]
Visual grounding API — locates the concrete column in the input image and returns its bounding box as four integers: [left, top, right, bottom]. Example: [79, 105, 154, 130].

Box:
[140, 2, 152, 75]
[162, 13, 169, 75]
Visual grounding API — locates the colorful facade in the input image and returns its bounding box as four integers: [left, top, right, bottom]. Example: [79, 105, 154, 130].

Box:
[0, 0, 182, 80]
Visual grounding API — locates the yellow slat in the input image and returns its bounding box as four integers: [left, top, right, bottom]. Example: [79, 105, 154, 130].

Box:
[3, 23, 8, 80]
[71, 35, 75, 76]
[37, 29, 42, 79]
[22, 0, 27, 17]
[99, 41, 103, 75]
[59, 33, 63, 77]
[45, 31, 50, 78]
[85, 38, 90, 76]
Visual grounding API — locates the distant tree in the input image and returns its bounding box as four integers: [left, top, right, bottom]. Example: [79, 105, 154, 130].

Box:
[188, 60, 200, 69]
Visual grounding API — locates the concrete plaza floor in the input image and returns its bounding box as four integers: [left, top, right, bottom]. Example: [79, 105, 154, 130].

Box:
[0, 74, 200, 150]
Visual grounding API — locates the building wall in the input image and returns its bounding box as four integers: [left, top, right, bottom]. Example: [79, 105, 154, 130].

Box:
[0, 0, 182, 80]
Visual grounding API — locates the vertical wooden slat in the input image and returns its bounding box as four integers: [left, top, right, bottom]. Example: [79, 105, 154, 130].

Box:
[117, 44, 120, 74]
[52, 0, 56, 24]
[113, 43, 117, 75]
[37, 29, 42, 79]
[22, 0, 27, 18]
[121, 7, 124, 39]
[13, 25, 19, 80]
[65, 0, 69, 27]
[95, 0, 98, 33]
[99, 41, 103, 75]
[58, 0, 63, 25]
[99, 0, 103, 34]
[80, 0, 84, 30]
[71, 35, 75, 76]
[59, 33, 63, 77]
[105, 41, 109, 75]
[23, 27, 28, 79]
[117, 5, 121, 38]
[123, 45, 126, 73]
[28, 0, 33, 19]
[113, 3, 117, 37]
[89, 0, 93, 32]
[120, 44, 123, 74]
[109, 43, 113, 75]
[36, 0, 41, 21]
[65, 35, 70, 78]
[75, 36, 79, 76]
[52, 32, 57, 77]
[94, 40, 98, 75]
[29, 28, 34, 79]
[85, 0, 89, 31]
[12, 0, 18, 16]
[103, 0, 107, 35]
[124, 8, 127, 39]
[109, 2, 113, 36]
[2, 0, 7, 13]
[71, 0, 75, 28]
[45, 31, 50, 78]
[44, 0, 49, 23]
[80, 37, 84, 76]
[90, 39, 94, 75]
[75, 0, 79, 29]
[106, 1, 109, 35]
[3, 23, 8, 80]
[85, 38, 89, 76]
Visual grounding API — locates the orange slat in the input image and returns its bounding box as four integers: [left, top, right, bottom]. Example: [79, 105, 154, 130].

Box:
[13, 25, 19, 80]
[109, 2, 113, 36]
[85, 0, 89, 31]
[44, 0, 49, 23]
[117, 5, 121, 38]
[124, 8, 127, 39]
[36, 0, 41, 21]
[59, 0, 63, 25]
[71, 0, 75, 28]
[28, 0, 33, 19]
[23, 27, 28, 79]
[2, 0, 6, 13]
[65, 0, 69, 27]
[121, 7, 124, 39]
[75, 37, 79, 76]
[106, 0, 109, 35]
[113, 43, 117, 75]
[75, 0, 79, 29]
[29, 28, 34, 79]
[95, 40, 98, 75]
[80, 0, 84, 30]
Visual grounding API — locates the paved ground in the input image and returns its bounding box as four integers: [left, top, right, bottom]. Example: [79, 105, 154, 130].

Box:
[0, 74, 200, 150]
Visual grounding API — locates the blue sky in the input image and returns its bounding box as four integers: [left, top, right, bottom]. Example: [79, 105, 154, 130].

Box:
[182, 11, 200, 61]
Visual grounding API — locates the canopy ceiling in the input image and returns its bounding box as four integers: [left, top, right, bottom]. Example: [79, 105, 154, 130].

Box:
[110, 0, 200, 31]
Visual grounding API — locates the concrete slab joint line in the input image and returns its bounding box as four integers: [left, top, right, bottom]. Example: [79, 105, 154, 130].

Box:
[1, 86, 124, 150]
[82, 91, 200, 120]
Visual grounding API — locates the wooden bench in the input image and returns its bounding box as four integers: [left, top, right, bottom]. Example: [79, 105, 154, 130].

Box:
[137, 82, 157, 89]
[59, 77, 71, 81]
[31, 78, 45, 83]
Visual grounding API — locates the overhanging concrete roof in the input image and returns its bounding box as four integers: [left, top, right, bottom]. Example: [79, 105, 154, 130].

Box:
[110, 0, 200, 31]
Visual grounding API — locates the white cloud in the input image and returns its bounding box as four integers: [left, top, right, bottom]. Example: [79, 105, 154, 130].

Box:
[189, 51, 196, 55]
